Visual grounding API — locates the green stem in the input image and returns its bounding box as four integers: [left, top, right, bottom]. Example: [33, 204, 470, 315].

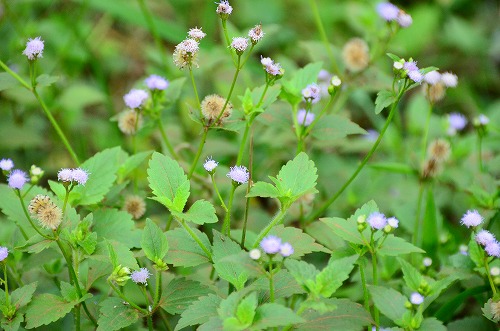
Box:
[372, 250, 379, 331]
[16, 190, 52, 240]
[478, 133, 483, 173]
[157, 118, 179, 160]
[147, 315, 153, 331]
[188, 127, 209, 179]
[236, 122, 251, 165]
[307, 86, 406, 222]
[484, 253, 497, 295]
[413, 183, 425, 248]
[308, 0, 340, 74]
[136, 0, 169, 73]
[303, 93, 336, 136]
[421, 102, 433, 161]
[221, 19, 237, 65]
[3, 264, 10, 306]
[32, 88, 80, 165]
[359, 259, 370, 312]
[153, 269, 162, 307]
[75, 304, 81, 331]
[210, 174, 228, 212]
[215, 55, 241, 123]
[178, 219, 212, 261]
[222, 185, 237, 236]
[241, 129, 254, 247]
[0, 59, 31, 89]
[252, 208, 289, 248]
[165, 215, 173, 231]
[108, 280, 148, 314]
[188, 67, 202, 118]
[268, 256, 275, 303]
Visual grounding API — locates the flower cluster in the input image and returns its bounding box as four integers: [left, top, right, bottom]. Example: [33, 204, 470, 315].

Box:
[361, 212, 399, 232]
[231, 37, 249, 54]
[145, 74, 169, 91]
[23, 36, 44, 60]
[258, 235, 294, 257]
[403, 60, 423, 83]
[302, 83, 321, 104]
[248, 24, 264, 44]
[57, 168, 90, 185]
[173, 38, 200, 69]
[376, 2, 412, 28]
[7, 169, 29, 190]
[261, 56, 283, 77]
[28, 194, 63, 230]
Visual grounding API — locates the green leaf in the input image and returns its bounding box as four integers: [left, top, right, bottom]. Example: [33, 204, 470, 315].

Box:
[246, 182, 279, 198]
[212, 232, 249, 290]
[273, 152, 318, 203]
[78, 232, 98, 255]
[148, 152, 190, 212]
[71, 147, 122, 205]
[16, 234, 54, 254]
[311, 115, 366, 141]
[320, 217, 364, 245]
[24, 294, 75, 329]
[418, 318, 446, 331]
[378, 235, 425, 256]
[90, 240, 139, 270]
[11, 282, 37, 309]
[282, 62, 323, 97]
[375, 90, 395, 114]
[117, 150, 153, 180]
[97, 297, 139, 331]
[160, 277, 213, 315]
[1, 313, 23, 331]
[398, 258, 422, 292]
[239, 88, 254, 113]
[141, 218, 169, 262]
[297, 299, 372, 331]
[236, 292, 258, 326]
[269, 225, 329, 258]
[36, 74, 59, 88]
[250, 270, 305, 301]
[92, 209, 141, 248]
[284, 259, 319, 292]
[369, 162, 415, 175]
[165, 227, 211, 267]
[369, 285, 407, 323]
[60, 281, 79, 302]
[165, 77, 187, 103]
[316, 255, 358, 298]
[176, 294, 222, 331]
[0, 72, 22, 91]
[175, 200, 218, 225]
[386, 53, 401, 62]
[468, 234, 483, 268]
[250, 303, 304, 330]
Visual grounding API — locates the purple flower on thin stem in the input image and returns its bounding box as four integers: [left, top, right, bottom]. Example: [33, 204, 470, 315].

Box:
[408, 70, 423, 83]
[0, 246, 8, 262]
[124, 89, 148, 109]
[8, 169, 28, 189]
[71, 168, 89, 185]
[226, 165, 250, 184]
[410, 292, 424, 305]
[485, 241, 500, 258]
[58, 168, 73, 182]
[204, 157, 218, 172]
[397, 12, 412, 28]
[460, 209, 483, 228]
[367, 212, 387, 230]
[302, 83, 321, 104]
[280, 242, 294, 257]
[131, 267, 151, 285]
[23, 37, 44, 60]
[403, 61, 418, 72]
[448, 113, 467, 132]
[145, 75, 169, 90]
[0, 158, 14, 171]
[476, 230, 496, 246]
[441, 72, 458, 88]
[297, 109, 315, 127]
[231, 37, 249, 54]
[376, 2, 399, 21]
[260, 235, 282, 254]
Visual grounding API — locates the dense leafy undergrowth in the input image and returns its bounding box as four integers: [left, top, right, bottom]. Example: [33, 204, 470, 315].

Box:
[0, 0, 499, 330]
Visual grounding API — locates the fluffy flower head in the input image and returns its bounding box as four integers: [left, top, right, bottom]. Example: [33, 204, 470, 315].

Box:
[460, 209, 483, 228]
[302, 83, 321, 103]
[448, 112, 467, 131]
[485, 241, 500, 258]
[23, 37, 44, 60]
[387, 217, 399, 228]
[397, 12, 412, 27]
[260, 235, 282, 254]
[248, 24, 264, 43]
[410, 292, 424, 305]
[297, 109, 315, 127]
[123, 195, 146, 220]
[0, 158, 14, 171]
[427, 139, 451, 163]
[260, 57, 282, 76]
[342, 38, 370, 72]
[201, 94, 232, 123]
[131, 267, 151, 285]
[367, 212, 387, 230]
[72, 168, 89, 185]
[441, 72, 458, 87]
[476, 230, 496, 246]
[280, 242, 294, 257]
[227, 165, 250, 184]
[58, 168, 73, 182]
[145, 75, 169, 90]
[0, 247, 8, 262]
[249, 249, 261, 260]
[424, 71, 441, 85]
[231, 37, 249, 53]
[408, 70, 423, 83]
[8, 169, 28, 189]
[124, 89, 148, 109]
[423, 257, 432, 267]
[216, 1, 233, 15]
[203, 157, 218, 172]
[188, 27, 206, 41]
[118, 109, 143, 135]
[376, 2, 399, 21]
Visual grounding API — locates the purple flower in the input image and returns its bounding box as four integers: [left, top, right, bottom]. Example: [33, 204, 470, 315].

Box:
[410, 292, 424, 305]
[226, 165, 250, 184]
[387, 217, 399, 228]
[476, 230, 496, 246]
[8, 169, 28, 189]
[203, 157, 218, 172]
[397, 12, 412, 27]
[0, 246, 8, 262]
[485, 241, 500, 258]
[231, 37, 249, 53]
[460, 209, 483, 228]
[260, 235, 282, 254]
[367, 212, 387, 230]
[424, 71, 441, 85]
[364, 129, 379, 142]
[280, 242, 294, 257]
[248, 24, 264, 43]
[23, 37, 44, 60]
[302, 83, 321, 104]
[478, 114, 489, 125]
[408, 70, 423, 83]
[71, 168, 89, 185]
[403, 61, 418, 72]
[376, 2, 399, 21]
[260, 56, 282, 76]
[57, 168, 73, 182]
[124, 89, 148, 109]
[131, 267, 151, 285]
[0, 158, 14, 171]
[297, 109, 315, 127]
[145, 75, 169, 90]
[188, 27, 206, 41]
[216, 0, 233, 15]
[448, 113, 467, 131]
[441, 72, 458, 88]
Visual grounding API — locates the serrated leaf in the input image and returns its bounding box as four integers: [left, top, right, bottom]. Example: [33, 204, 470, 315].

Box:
[239, 88, 254, 113]
[296, 299, 372, 331]
[274, 152, 318, 203]
[250, 269, 305, 301]
[97, 297, 139, 331]
[172, 181, 190, 212]
[78, 232, 97, 255]
[378, 235, 425, 256]
[320, 217, 364, 245]
[212, 232, 249, 290]
[375, 90, 395, 114]
[36, 74, 59, 88]
[398, 258, 422, 291]
[160, 277, 213, 315]
[250, 303, 304, 330]
[311, 115, 366, 141]
[175, 294, 222, 331]
[117, 150, 153, 180]
[1, 312, 23, 331]
[0, 72, 21, 91]
[418, 318, 446, 331]
[386, 53, 401, 62]
[175, 200, 218, 225]
[316, 255, 358, 298]
[268, 225, 329, 258]
[89, 240, 139, 270]
[165, 227, 211, 267]
[60, 281, 79, 302]
[24, 294, 75, 329]
[284, 259, 319, 292]
[236, 292, 258, 326]
[11, 282, 37, 309]
[141, 219, 169, 262]
[16, 234, 54, 254]
[369, 285, 407, 323]
[246, 182, 279, 198]
[148, 152, 190, 212]
[283, 62, 323, 96]
[92, 209, 141, 248]
[70, 147, 122, 205]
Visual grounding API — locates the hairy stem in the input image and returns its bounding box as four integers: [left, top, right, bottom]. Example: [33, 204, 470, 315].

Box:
[253, 208, 289, 248]
[222, 185, 237, 236]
